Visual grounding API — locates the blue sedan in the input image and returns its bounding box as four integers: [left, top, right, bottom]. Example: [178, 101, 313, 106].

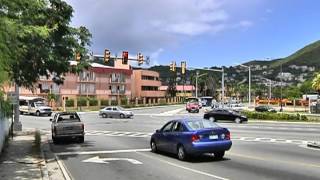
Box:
[150, 118, 232, 161]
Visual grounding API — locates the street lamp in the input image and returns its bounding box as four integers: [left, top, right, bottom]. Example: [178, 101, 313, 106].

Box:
[239, 64, 251, 107]
[204, 67, 225, 108]
[195, 71, 207, 98]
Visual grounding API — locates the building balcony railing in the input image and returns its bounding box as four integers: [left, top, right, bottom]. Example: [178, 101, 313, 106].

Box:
[111, 90, 126, 95]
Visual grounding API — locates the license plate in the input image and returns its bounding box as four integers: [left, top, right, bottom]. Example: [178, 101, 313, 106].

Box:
[209, 135, 218, 140]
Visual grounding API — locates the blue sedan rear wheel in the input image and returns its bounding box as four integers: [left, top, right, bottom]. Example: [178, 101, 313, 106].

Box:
[177, 145, 187, 161]
[214, 151, 225, 160]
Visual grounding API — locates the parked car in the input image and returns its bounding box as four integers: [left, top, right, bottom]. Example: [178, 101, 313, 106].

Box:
[50, 112, 85, 144]
[203, 109, 248, 123]
[186, 97, 202, 109]
[186, 102, 200, 113]
[150, 118, 232, 161]
[19, 96, 52, 116]
[99, 106, 134, 118]
[255, 105, 277, 113]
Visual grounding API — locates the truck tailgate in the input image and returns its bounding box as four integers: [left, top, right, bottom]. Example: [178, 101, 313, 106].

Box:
[55, 122, 84, 135]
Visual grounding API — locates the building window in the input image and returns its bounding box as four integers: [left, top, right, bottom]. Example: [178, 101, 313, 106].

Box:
[111, 73, 126, 83]
[142, 75, 157, 81]
[78, 84, 96, 94]
[141, 86, 159, 91]
[79, 71, 95, 81]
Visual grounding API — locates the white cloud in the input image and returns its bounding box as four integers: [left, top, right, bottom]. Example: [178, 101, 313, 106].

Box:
[66, 0, 256, 57]
[238, 20, 254, 28]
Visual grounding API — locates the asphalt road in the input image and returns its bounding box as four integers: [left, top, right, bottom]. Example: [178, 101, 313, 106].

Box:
[20, 105, 320, 180]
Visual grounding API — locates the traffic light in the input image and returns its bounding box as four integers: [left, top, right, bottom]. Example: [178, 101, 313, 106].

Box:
[104, 49, 111, 63]
[75, 52, 81, 61]
[170, 61, 176, 72]
[122, 51, 129, 65]
[181, 61, 186, 75]
[137, 53, 144, 66]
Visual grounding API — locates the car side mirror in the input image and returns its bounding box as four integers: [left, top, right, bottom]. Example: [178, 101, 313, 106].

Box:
[156, 129, 160, 133]
[49, 118, 52, 122]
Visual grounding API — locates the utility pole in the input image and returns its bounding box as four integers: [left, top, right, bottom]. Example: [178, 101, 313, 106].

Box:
[280, 64, 283, 112]
[195, 71, 207, 98]
[222, 67, 225, 107]
[13, 83, 22, 131]
[239, 64, 251, 107]
[196, 71, 199, 98]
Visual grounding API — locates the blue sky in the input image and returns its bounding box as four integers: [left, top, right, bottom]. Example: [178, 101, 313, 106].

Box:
[67, 0, 320, 67]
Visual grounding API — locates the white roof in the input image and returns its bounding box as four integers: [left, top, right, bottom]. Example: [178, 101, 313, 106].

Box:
[69, 61, 114, 69]
[19, 96, 45, 101]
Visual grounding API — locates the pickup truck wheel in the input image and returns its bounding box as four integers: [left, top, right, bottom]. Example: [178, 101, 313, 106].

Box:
[36, 111, 40, 116]
[78, 136, 84, 143]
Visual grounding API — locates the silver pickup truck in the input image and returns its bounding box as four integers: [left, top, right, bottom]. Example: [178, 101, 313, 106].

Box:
[50, 112, 85, 144]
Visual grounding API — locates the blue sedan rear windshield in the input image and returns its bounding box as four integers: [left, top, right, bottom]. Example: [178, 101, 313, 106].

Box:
[186, 120, 219, 130]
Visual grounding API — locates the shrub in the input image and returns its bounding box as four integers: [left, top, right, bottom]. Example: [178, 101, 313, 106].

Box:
[89, 98, 98, 106]
[100, 99, 109, 106]
[65, 99, 74, 107]
[77, 97, 87, 106]
[111, 100, 118, 106]
[121, 98, 128, 105]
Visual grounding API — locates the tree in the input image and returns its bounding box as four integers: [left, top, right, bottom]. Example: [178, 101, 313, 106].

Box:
[312, 73, 320, 95]
[0, 0, 91, 89]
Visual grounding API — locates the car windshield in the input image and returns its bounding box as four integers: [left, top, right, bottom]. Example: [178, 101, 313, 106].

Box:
[186, 119, 220, 130]
[117, 106, 125, 111]
[35, 102, 45, 106]
[57, 114, 80, 122]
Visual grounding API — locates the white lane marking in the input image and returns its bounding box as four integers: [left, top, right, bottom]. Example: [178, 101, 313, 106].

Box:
[55, 148, 151, 156]
[55, 154, 72, 180]
[83, 156, 143, 165]
[137, 152, 229, 180]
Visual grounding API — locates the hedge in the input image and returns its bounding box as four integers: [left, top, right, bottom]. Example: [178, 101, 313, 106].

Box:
[77, 97, 87, 106]
[89, 98, 98, 106]
[65, 99, 74, 107]
[100, 99, 109, 106]
[242, 111, 308, 121]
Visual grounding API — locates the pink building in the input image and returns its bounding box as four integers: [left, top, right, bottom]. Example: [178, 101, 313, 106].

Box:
[131, 69, 165, 102]
[5, 61, 133, 104]
[160, 85, 195, 97]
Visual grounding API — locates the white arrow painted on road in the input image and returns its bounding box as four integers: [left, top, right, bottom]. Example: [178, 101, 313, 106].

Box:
[82, 156, 143, 165]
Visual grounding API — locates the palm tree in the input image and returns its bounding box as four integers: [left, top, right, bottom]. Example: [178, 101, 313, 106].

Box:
[312, 73, 320, 95]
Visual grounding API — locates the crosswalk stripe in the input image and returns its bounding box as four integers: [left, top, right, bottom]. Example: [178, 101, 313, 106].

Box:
[41, 130, 313, 145]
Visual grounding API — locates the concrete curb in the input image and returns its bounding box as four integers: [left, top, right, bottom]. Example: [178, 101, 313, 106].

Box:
[41, 133, 67, 180]
[307, 142, 320, 149]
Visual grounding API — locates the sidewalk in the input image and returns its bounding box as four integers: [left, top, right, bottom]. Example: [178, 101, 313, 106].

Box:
[0, 130, 48, 180]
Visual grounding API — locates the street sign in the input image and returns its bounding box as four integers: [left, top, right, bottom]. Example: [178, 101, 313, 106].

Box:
[82, 156, 143, 165]
[7, 91, 18, 105]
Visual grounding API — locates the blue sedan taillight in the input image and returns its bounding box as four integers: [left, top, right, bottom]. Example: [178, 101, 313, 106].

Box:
[225, 132, 231, 140]
[191, 134, 200, 142]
